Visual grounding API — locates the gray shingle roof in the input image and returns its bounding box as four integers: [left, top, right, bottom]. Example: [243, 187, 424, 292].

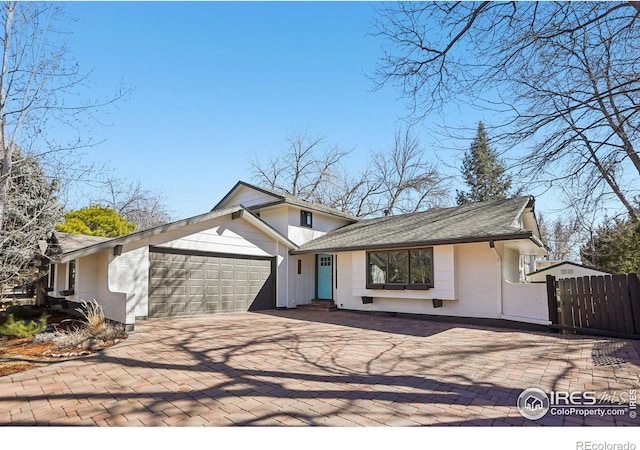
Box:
[292, 196, 538, 254]
[51, 231, 113, 255]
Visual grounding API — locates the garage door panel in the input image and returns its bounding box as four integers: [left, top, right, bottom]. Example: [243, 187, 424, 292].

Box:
[149, 249, 275, 318]
[205, 302, 219, 313]
[169, 302, 187, 315]
[206, 269, 219, 279]
[190, 269, 204, 279]
[167, 285, 187, 295]
[171, 254, 189, 263]
[171, 269, 187, 279]
[150, 288, 168, 298]
[149, 302, 168, 316]
[190, 286, 204, 295]
[235, 270, 248, 281]
[221, 270, 234, 280]
[221, 285, 234, 295]
[206, 286, 219, 295]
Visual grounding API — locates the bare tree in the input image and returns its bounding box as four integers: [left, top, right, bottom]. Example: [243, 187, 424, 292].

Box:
[373, 1, 640, 221]
[94, 178, 173, 231]
[0, 2, 125, 232]
[371, 127, 450, 215]
[250, 129, 352, 203]
[251, 127, 450, 217]
[537, 213, 581, 261]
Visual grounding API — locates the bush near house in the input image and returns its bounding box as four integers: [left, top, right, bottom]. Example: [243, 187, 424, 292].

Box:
[0, 313, 48, 338]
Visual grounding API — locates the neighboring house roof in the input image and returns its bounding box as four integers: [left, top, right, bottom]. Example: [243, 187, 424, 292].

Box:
[526, 261, 611, 276]
[291, 196, 544, 254]
[50, 205, 298, 264]
[213, 180, 359, 222]
[50, 232, 112, 255]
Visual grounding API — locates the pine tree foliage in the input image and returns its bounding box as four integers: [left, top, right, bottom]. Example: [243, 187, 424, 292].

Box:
[57, 206, 136, 238]
[456, 122, 512, 205]
[580, 218, 640, 274]
[0, 149, 62, 288]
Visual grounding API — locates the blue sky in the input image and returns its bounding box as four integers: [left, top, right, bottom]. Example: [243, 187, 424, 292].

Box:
[57, 1, 490, 219]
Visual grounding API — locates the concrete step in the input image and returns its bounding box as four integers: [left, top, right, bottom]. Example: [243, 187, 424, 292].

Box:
[296, 299, 338, 312]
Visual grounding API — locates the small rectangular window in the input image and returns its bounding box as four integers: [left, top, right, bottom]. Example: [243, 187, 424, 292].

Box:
[300, 210, 313, 228]
[48, 264, 56, 291]
[68, 260, 76, 290]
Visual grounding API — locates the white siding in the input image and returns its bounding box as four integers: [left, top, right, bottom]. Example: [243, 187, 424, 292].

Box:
[156, 216, 276, 258]
[221, 186, 277, 208]
[453, 243, 500, 318]
[261, 204, 352, 245]
[289, 254, 316, 306]
[503, 247, 520, 283]
[502, 280, 549, 324]
[260, 207, 289, 237]
[109, 246, 148, 324]
[287, 207, 350, 246]
[59, 251, 128, 325]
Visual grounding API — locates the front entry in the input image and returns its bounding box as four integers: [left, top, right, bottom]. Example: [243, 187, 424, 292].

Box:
[316, 254, 333, 300]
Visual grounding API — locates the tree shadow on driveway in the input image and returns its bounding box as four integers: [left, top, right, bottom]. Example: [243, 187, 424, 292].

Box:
[0, 310, 638, 426]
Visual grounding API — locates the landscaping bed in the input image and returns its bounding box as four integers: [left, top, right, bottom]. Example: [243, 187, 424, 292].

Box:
[0, 301, 127, 377]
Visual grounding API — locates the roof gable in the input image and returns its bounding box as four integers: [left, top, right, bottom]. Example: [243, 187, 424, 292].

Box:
[213, 181, 358, 222]
[293, 196, 543, 254]
[526, 261, 611, 276]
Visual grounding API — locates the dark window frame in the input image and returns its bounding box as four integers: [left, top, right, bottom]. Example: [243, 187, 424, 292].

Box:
[47, 263, 56, 292]
[68, 260, 76, 291]
[300, 210, 313, 228]
[366, 248, 434, 290]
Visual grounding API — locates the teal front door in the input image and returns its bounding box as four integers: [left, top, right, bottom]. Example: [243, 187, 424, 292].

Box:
[316, 254, 333, 300]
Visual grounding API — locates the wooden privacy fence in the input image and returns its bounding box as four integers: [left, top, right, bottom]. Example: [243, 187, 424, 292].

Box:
[546, 273, 640, 340]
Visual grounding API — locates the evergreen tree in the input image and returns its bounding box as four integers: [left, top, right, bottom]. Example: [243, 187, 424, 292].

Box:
[0, 149, 62, 288]
[57, 206, 136, 238]
[580, 218, 640, 274]
[456, 122, 512, 205]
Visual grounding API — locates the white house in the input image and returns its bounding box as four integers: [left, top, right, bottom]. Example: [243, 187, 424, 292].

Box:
[527, 261, 610, 283]
[47, 181, 550, 330]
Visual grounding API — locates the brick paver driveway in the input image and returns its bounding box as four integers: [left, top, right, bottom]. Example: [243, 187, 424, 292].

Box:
[1, 310, 639, 426]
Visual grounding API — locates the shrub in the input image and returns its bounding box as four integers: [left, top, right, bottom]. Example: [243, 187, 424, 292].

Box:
[5, 304, 43, 320]
[32, 318, 126, 351]
[0, 313, 48, 338]
[75, 299, 106, 333]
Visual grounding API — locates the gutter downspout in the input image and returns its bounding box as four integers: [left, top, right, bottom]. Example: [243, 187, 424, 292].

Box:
[489, 240, 504, 317]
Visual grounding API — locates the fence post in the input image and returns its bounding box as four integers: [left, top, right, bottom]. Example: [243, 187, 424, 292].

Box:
[546, 275, 559, 331]
[628, 273, 640, 335]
